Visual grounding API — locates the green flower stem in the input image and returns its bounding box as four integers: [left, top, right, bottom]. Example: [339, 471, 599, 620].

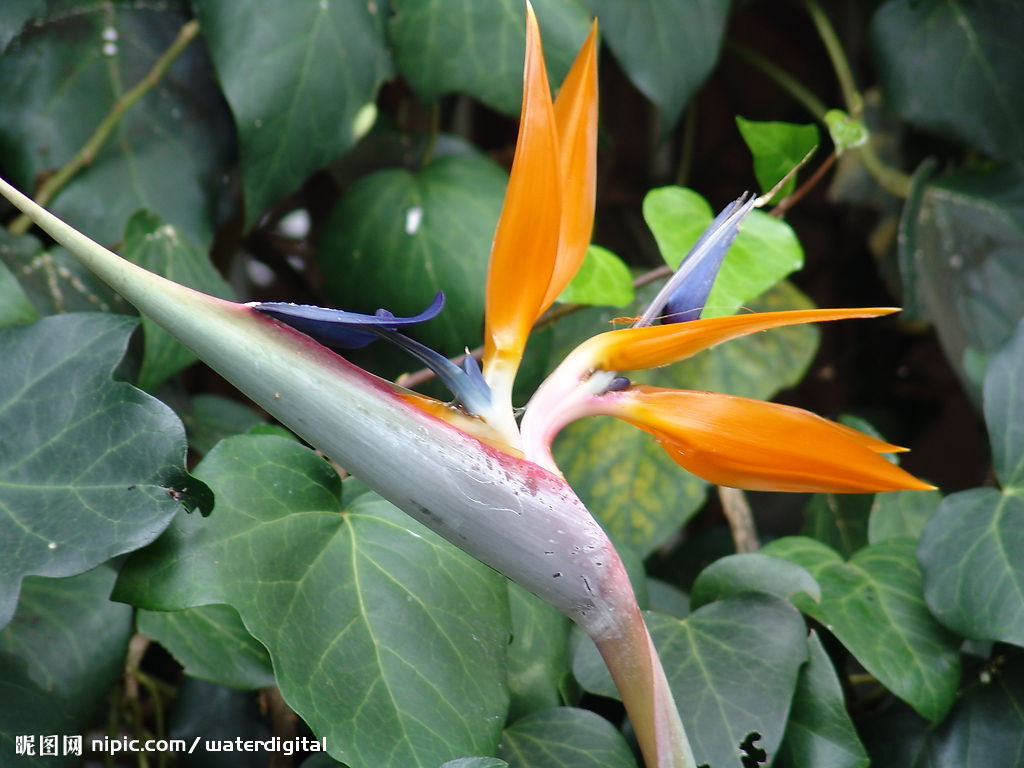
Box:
[725, 40, 828, 121]
[7, 19, 200, 236]
[803, 0, 862, 118]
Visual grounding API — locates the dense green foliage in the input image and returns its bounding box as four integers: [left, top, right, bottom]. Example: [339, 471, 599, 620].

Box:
[1, 1, 1022, 766]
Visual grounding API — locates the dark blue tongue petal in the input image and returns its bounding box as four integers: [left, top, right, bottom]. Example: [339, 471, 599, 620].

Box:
[636, 193, 757, 327]
[250, 292, 445, 349]
[250, 292, 491, 414]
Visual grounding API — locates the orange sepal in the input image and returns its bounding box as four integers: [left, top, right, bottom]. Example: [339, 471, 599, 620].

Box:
[538, 19, 599, 314]
[576, 307, 901, 372]
[398, 392, 523, 457]
[608, 386, 935, 493]
[483, 2, 562, 374]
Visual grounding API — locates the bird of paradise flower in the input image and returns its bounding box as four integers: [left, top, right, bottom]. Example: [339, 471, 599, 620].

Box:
[0, 5, 931, 767]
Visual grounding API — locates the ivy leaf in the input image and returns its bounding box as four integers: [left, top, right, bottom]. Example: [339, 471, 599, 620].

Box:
[643, 186, 804, 319]
[0, 313, 210, 630]
[764, 537, 962, 722]
[0, 565, 133, 765]
[388, 0, 592, 116]
[317, 154, 508, 355]
[498, 708, 638, 768]
[862, 654, 1024, 768]
[985, 317, 1024, 490]
[195, 0, 392, 226]
[167, 678, 272, 768]
[689, 553, 821, 610]
[0, 258, 37, 328]
[122, 212, 235, 391]
[871, 0, 1024, 160]
[581, 0, 732, 132]
[138, 604, 275, 690]
[554, 281, 819, 555]
[506, 584, 571, 721]
[114, 434, 510, 768]
[735, 117, 819, 201]
[573, 596, 807, 767]
[868, 489, 942, 544]
[0, 0, 42, 52]
[0, 3, 235, 246]
[181, 394, 267, 456]
[440, 759, 509, 768]
[898, 164, 1024, 399]
[558, 245, 635, 308]
[775, 632, 869, 768]
[824, 110, 869, 154]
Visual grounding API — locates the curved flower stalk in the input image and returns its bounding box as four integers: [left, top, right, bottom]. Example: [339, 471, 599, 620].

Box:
[0, 4, 932, 767]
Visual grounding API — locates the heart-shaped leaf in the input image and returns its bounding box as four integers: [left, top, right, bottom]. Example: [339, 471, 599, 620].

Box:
[114, 434, 510, 768]
[735, 117, 819, 202]
[317, 154, 508, 356]
[558, 245, 635, 308]
[506, 584, 571, 721]
[574, 595, 808, 767]
[689, 553, 821, 610]
[643, 186, 804, 319]
[498, 708, 637, 768]
[775, 632, 869, 768]
[764, 537, 961, 722]
[388, 0, 592, 116]
[581, 0, 732, 132]
[0, 313, 210, 630]
[195, 0, 392, 226]
[871, 0, 1024, 160]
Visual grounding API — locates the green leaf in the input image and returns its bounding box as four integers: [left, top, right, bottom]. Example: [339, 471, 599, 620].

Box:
[114, 434, 510, 768]
[581, 0, 732, 132]
[862, 653, 1024, 768]
[764, 537, 962, 721]
[0, 3, 235, 246]
[871, 0, 1024, 160]
[554, 281, 819, 555]
[919, 489, 1024, 648]
[122, 212, 235, 391]
[868, 489, 943, 544]
[138, 604, 275, 690]
[0, 564, 132, 751]
[898, 165, 1024, 398]
[0, 258, 37, 328]
[824, 109, 869, 154]
[803, 493, 872, 558]
[643, 186, 804, 319]
[735, 117, 819, 200]
[775, 632, 869, 768]
[181, 394, 267, 456]
[440, 759, 509, 768]
[498, 708, 637, 768]
[506, 584, 571, 721]
[0, 231, 125, 316]
[195, 0, 392, 226]
[985, 318, 1024, 489]
[574, 596, 807, 767]
[388, 0, 592, 116]
[0, 0, 43, 52]
[317, 154, 508, 355]
[689, 553, 821, 610]
[646, 578, 690, 619]
[557, 245, 634, 307]
[0, 313, 210, 629]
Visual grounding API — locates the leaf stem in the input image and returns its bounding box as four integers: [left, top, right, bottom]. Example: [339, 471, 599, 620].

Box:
[803, 0, 862, 118]
[7, 19, 200, 235]
[725, 40, 828, 121]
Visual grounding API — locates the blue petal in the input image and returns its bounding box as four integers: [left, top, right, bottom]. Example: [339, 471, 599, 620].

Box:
[635, 193, 757, 327]
[250, 292, 445, 349]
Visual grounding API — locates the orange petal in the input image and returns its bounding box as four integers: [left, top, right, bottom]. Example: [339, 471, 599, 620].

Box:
[483, 2, 562, 375]
[605, 386, 935, 493]
[575, 307, 900, 372]
[538, 19, 599, 314]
